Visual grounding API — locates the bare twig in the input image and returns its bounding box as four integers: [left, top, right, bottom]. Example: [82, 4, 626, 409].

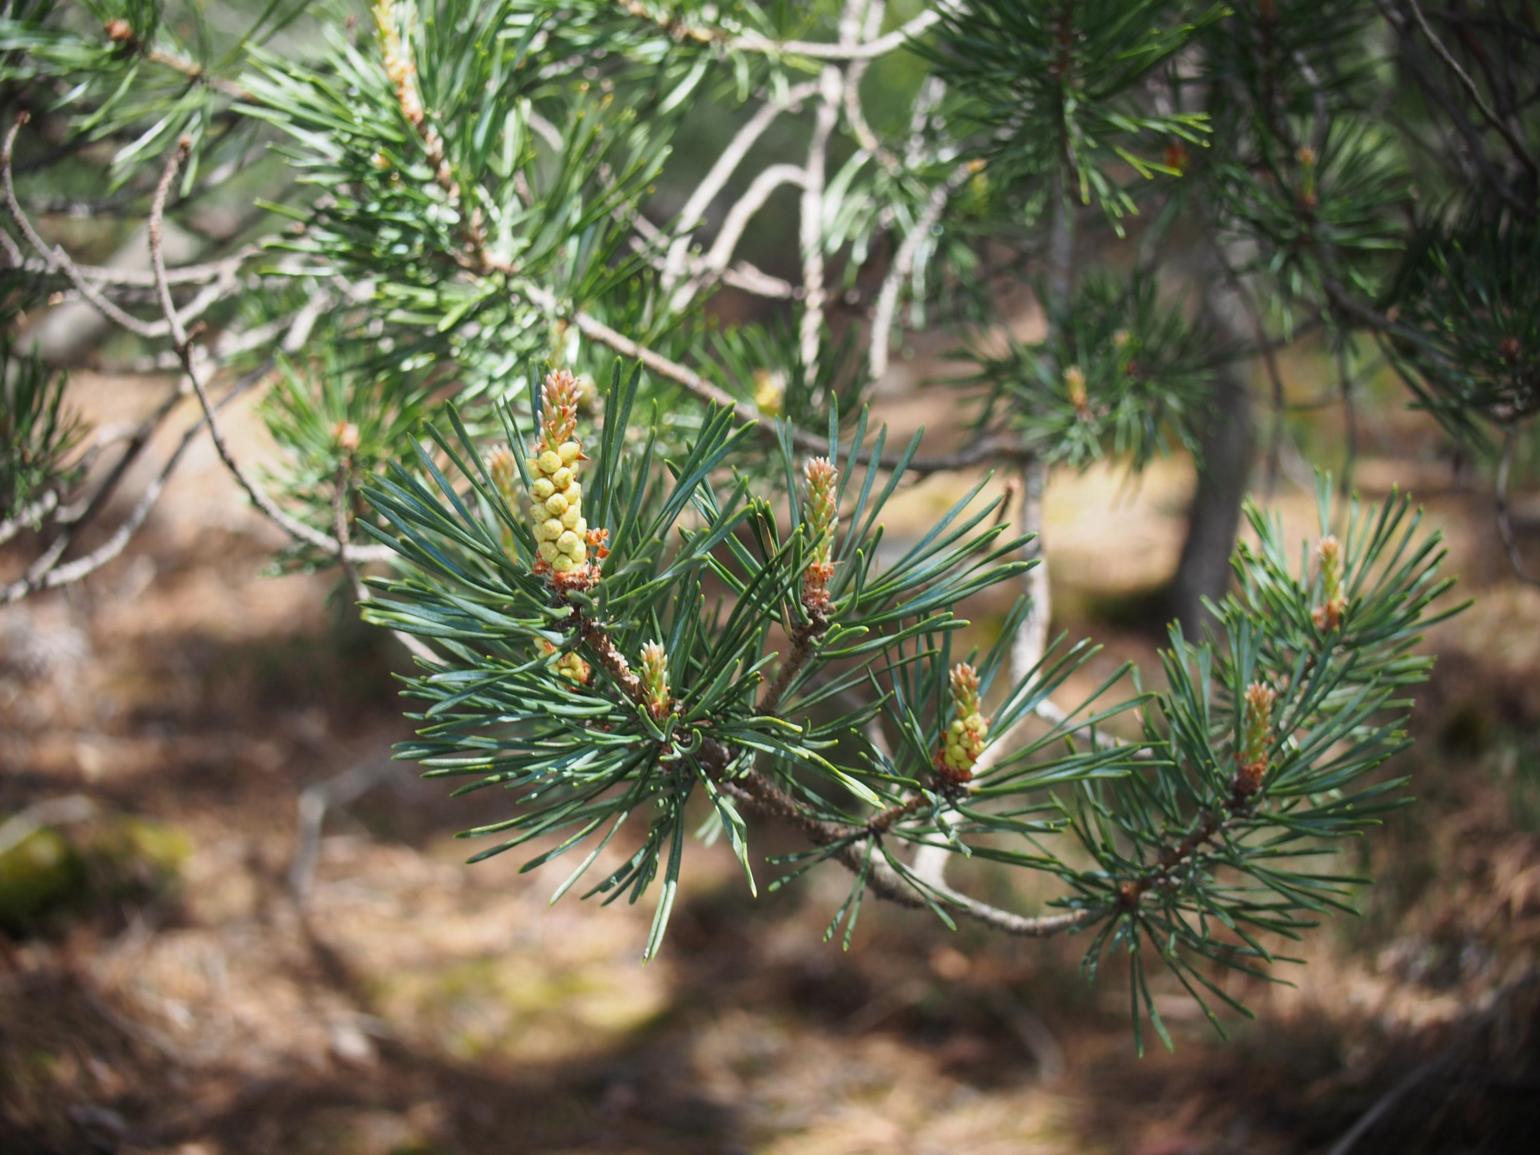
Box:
[618, 0, 950, 61]
[799, 64, 842, 378]
[142, 44, 248, 100]
[1325, 1053, 1448, 1155]
[685, 164, 807, 302]
[0, 370, 256, 604]
[660, 80, 820, 302]
[332, 465, 439, 664]
[509, 275, 1028, 475]
[6, 246, 259, 290]
[841, 3, 899, 172]
[289, 752, 402, 900]
[757, 612, 829, 717]
[1405, 0, 1539, 181]
[868, 162, 974, 383]
[724, 762, 1101, 938]
[4, 116, 167, 340]
[0, 489, 59, 547]
[1495, 428, 1540, 588]
[148, 141, 392, 565]
[728, 4, 952, 61]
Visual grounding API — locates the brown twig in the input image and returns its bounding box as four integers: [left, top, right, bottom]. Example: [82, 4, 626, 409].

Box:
[508, 276, 1026, 474]
[757, 611, 827, 714]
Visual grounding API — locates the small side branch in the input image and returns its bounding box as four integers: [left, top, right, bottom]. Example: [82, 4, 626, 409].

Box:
[148, 141, 393, 565]
[1404, 0, 1538, 181]
[1496, 428, 1540, 588]
[510, 276, 1028, 475]
[725, 768, 1101, 939]
[868, 163, 973, 383]
[758, 612, 828, 715]
[798, 64, 842, 378]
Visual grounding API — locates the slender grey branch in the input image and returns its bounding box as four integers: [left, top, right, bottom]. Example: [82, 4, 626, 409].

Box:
[509, 275, 1027, 474]
[868, 162, 974, 382]
[660, 80, 820, 300]
[1405, 0, 1539, 180]
[840, 2, 897, 171]
[726, 765, 1101, 939]
[1496, 428, 1540, 589]
[148, 141, 392, 565]
[0, 489, 59, 547]
[728, 4, 952, 61]
[798, 65, 843, 378]
[333, 464, 439, 665]
[0, 372, 253, 604]
[4, 116, 164, 340]
[683, 164, 807, 304]
[8, 246, 258, 289]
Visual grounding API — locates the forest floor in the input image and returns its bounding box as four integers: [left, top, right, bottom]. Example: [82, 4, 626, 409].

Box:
[3, 366, 1540, 1155]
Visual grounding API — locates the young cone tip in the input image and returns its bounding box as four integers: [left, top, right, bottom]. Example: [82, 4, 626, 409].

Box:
[373, 1, 422, 122]
[802, 457, 839, 612]
[937, 662, 988, 784]
[639, 641, 671, 719]
[1312, 534, 1348, 630]
[1237, 681, 1276, 796]
[528, 369, 603, 586]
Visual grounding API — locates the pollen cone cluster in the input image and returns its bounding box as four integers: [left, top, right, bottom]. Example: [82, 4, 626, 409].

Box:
[937, 663, 988, 785]
[528, 369, 603, 588]
[540, 640, 591, 686]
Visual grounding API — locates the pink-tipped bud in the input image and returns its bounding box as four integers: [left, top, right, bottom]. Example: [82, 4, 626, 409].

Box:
[538, 369, 582, 454]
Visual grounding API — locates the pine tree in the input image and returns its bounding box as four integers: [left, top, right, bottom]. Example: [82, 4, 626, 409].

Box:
[5, 0, 1528, 1048]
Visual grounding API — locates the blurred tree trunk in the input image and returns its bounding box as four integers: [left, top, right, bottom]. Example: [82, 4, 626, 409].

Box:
[1170, 270, 1257, 635]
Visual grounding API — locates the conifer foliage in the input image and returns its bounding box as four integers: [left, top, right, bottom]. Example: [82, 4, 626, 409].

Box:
[4, 0, 1525, 1045]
